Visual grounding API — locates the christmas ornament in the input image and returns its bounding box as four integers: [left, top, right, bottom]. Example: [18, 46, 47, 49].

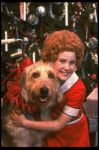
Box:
[72, 2, 82, 16]
[89, 37, 98, 48]
[31, 29, 37, 39]
[91, 74, 96, 80]
[76, 2, 82, 15]
[36, 6, 46, 17]
[71, 15, 78, 32]
[93, 3, 98, 23]
[89, 13, 95, 22]
[44, 32, 49, 37]
[96, 83, 98, 88]
[27, 14, 39, 26]
[90, 51, 98, 65]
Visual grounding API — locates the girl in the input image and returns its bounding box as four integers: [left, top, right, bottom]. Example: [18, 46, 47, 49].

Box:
[11, 30, 90, 147]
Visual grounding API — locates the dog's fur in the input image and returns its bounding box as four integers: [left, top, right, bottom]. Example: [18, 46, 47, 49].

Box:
[1, 61, 62, 147]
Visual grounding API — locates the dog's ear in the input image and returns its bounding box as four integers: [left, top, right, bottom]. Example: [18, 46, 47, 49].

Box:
[20, 71, 26, 88]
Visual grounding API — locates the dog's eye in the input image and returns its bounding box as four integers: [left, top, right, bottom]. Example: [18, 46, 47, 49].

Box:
[48, 73, 54, 79]
[32, 73, 40, 78]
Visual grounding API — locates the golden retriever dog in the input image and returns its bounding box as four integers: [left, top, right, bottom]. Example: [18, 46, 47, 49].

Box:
[1, 61, 62, 147]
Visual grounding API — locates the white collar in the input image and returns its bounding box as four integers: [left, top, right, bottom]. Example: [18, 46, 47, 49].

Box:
[60, 72, 79, 93]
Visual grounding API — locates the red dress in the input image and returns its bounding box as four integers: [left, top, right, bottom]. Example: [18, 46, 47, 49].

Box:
[44, 72, 90, 147]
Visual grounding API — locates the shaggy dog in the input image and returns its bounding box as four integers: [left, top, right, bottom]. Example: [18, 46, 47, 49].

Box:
[1, 61, 62, 147]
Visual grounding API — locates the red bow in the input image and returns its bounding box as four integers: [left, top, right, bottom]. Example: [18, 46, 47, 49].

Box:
[6, 58, 38, 113]
[7, 80, 38, 113]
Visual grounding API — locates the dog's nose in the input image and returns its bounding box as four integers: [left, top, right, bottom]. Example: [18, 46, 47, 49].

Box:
[40, 86, 49, 95]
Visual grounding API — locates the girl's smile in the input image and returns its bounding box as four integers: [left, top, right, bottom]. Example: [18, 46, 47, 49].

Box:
[53, 51, 76, 83]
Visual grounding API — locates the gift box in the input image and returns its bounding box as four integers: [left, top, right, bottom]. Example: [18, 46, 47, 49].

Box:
[86, 88, 98, 118]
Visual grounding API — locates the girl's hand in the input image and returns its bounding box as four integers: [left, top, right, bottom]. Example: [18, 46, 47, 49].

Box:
[11, 109, 26, 127]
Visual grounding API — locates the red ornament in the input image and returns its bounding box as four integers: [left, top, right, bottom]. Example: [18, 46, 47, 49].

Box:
[96, 83, 98, 87]
[91, 74, 96, 80]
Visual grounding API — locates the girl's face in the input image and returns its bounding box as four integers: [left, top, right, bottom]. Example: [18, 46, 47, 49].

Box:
[53, 51, 76, 83]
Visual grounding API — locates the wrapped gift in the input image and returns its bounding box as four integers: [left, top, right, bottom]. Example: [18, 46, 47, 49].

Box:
[86, 88, 98, 118]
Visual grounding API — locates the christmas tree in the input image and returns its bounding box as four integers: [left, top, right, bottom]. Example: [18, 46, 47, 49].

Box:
[1, 2, 98, 98]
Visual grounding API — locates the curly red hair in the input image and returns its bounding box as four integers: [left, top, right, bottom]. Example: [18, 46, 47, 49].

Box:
[41, 30, 85, 66]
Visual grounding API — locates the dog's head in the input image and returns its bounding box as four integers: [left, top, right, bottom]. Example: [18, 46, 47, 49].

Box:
[20, 61, 62, 110]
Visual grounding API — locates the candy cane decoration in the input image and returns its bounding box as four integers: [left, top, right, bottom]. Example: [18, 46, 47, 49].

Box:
[85, 26, 88, 40]
[20, 2, 23, 20]
[44, 33, 49, 37]
[71, 15, 77, 32]
[20, 2, 26, 21]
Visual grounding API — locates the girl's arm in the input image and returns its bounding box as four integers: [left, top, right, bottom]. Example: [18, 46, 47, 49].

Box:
[12, 110, 73, 132]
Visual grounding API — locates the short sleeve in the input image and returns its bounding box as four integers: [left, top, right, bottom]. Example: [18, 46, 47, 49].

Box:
[62, 82, 86, 117]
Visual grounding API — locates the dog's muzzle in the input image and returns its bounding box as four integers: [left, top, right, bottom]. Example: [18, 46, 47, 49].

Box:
[39, 86, 49, 103]
[40, 86, 49, 95]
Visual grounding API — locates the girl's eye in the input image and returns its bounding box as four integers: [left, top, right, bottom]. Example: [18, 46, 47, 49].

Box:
[70, 61, 75, 65]
[60, 59, 66, 63]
